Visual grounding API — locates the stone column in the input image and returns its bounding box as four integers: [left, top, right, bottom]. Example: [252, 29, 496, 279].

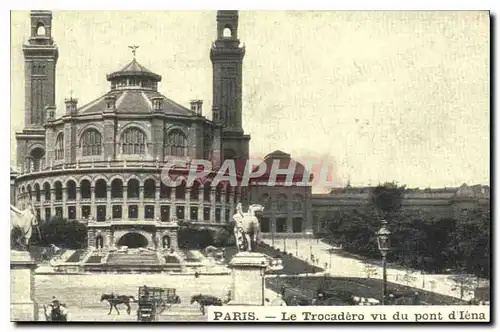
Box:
[229, 191, 235, 217]
[106, 187, 112, 220]
[90, 186, 96, 218]
[10, 251, 38, 321]
[171, 230, 179, 250]
[228, 252, 268, 306]
[185, 188, 191, 221]
[210, 188, 216, 221]
[40, 189, 45, 205]
[170, 188, 176, 220]
[221, 191, 226, 223]
[287, 201, 293, 233]
[122, 186, 128, 220]
[235, 187, 241, 207]
[271, 217, 277, 234]
[154, 186, 160, 220]
[155, 232, 161, 250]
[62, 186, 68, 218]
[50, 189, 55, 217]
[139, 185, 144, 219]
[198, 187, 204, 221]
[105, 232, 112, 248]
[76, 187, 81, 219]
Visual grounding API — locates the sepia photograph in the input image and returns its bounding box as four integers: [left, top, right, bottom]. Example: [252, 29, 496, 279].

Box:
[9, 9, 490, 323]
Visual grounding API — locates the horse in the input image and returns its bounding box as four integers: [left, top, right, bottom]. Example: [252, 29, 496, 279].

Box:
[100, 294, 136, 315]
[190, 294, 223, 315]
[232, 203, 265, 252]
[10, 204, 39, 251]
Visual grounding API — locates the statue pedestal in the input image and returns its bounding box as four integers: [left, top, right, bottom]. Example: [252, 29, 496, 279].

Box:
[11, 251, 38, 322]
[227, 252, 267, 306]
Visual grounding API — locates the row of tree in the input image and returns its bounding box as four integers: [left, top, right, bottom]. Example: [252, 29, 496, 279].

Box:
[28, 218, 88, 249]
[326, 183, 490, 278]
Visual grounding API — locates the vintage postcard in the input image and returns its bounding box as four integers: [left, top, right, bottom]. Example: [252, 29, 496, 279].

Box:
[10, 10, 490, 323]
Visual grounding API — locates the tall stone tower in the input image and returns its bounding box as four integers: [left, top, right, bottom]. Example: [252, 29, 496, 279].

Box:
[210, 10, 250, 162]
[16, 10, 58, 172]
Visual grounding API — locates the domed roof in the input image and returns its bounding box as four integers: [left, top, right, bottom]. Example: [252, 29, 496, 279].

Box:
[106, 58, 162, 82]
[76, 57, 200, 117]
[78, 90, 197, 117]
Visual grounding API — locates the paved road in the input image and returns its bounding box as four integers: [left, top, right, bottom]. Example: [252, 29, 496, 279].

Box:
[35, 273, 279, 322]
[265, 238, 473, 301]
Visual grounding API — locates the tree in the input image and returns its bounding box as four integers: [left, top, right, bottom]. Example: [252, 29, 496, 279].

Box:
[450, 273, 478, 300]
[370, 182, 406, 220]
[36, 217, 87, 249]
[448, 207, 490, 278]
[325, 185, 490, 280]
[177, 226, 216, 249]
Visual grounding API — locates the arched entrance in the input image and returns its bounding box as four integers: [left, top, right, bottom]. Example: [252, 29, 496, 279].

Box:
[116, 232, 149, 248]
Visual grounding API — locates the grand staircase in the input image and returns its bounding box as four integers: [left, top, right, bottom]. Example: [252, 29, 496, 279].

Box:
[106, 251, 160, 266]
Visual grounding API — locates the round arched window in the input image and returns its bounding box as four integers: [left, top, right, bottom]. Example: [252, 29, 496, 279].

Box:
[121, 128, 146, 155]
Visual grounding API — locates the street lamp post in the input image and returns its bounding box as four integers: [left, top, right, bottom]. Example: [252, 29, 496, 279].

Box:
[295, 240, 298, 256]
[283, 237, 287, 253]
[377, 220, 391, 305]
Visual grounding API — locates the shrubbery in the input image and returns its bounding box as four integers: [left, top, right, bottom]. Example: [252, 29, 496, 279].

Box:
[327, 183, 490, 279]
[30, 217, 87, 249]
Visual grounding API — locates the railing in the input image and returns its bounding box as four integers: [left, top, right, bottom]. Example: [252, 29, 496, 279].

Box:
[16, 158, 248, 178]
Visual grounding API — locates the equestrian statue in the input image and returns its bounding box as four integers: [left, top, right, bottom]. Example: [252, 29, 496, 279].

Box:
[232, 203, 265, 252]
[10, 204, 39, 251]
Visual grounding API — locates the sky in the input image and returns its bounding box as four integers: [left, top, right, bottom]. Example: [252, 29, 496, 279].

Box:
[10, 11, 490, 191]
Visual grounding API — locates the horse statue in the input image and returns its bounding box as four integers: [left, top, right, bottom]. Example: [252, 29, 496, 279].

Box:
[232, 203, 265, 252]
[100, 293, 136, 315]
[10, 204, 39, 251]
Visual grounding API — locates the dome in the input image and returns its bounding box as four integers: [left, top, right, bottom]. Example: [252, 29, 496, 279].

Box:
[106, 58, 162, 91]
[107, 58, 162, 81]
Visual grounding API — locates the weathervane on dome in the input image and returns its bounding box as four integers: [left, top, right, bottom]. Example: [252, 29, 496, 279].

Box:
[128, 45, 139, 59]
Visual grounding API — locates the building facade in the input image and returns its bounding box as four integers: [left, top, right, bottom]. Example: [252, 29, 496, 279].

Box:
[248, 150, 313, 236]
[13, 10, 256, 250]
[312, 184, 490, 234]
[13, 11, 485, 244]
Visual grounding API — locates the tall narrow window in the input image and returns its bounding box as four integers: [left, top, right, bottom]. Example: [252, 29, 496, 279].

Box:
[55, 133, 64, 160]
[203, 133, 212, 160]
[81, 129, 102, 156]
[122, 128, 146, 155]
[164, 129, 187, 157]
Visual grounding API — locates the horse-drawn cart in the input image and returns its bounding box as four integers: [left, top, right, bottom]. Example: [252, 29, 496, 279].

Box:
[137, 287, 177, 322]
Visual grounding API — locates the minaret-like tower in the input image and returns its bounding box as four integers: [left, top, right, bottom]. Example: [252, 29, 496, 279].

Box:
[16, 10, 59, 172]
[210, 10, 250, 161]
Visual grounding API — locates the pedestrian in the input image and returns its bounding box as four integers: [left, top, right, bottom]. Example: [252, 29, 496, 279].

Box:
[44, 298, 69, 321]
